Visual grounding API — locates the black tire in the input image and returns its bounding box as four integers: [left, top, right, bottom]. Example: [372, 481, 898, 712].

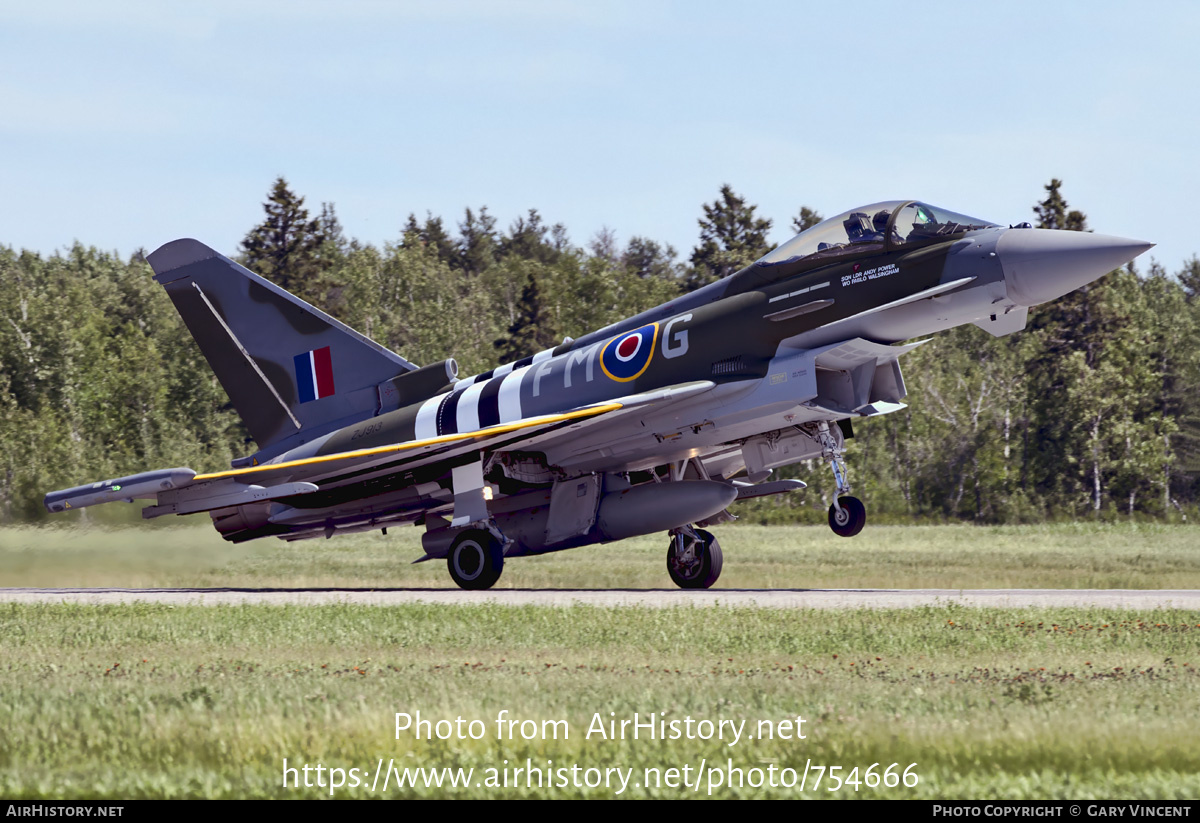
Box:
[447, 530, 505, 590]
[828, 496, 866, 537]
[667, 528, 723, 589]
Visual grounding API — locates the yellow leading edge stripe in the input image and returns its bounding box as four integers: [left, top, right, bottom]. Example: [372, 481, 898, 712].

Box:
[193, 402, 624, 482]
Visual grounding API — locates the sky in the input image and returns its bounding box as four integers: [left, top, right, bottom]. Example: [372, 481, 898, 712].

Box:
[1, 1, 1196, 273]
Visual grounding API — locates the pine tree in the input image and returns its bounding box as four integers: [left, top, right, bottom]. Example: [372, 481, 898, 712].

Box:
[318, 202, 348, 256]
[1136, 265, 1194, 515]
[1021, 181, 1164, 515]
[687, 184, 772, 290]
[401, 212, 457, 265]
[457, 206, 498, 276]
[622, 236, 680, 282]
[494, 272, 558, 362]
[1033, 179, 1088, 232]
[240, 177, 329, 300]
[1178, 255, 1200, 300]
[588, 227, 619, 264]
[791, 206, 824, 234]
[500, 209, 566, 266]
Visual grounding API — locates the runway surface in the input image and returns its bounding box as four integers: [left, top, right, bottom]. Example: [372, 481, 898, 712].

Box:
[2, 588, 1198, 609]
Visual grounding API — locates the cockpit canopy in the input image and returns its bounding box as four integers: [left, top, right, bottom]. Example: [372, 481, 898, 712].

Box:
[757, 201, 997, 269]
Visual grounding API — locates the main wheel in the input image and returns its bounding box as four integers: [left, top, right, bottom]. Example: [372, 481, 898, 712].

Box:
[667, 528, 723, 589]
[447, 530, 505, 590]
[828, 496, 866, 537]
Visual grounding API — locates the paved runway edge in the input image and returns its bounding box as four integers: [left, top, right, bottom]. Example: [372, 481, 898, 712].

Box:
[2, 588, 1199, 609]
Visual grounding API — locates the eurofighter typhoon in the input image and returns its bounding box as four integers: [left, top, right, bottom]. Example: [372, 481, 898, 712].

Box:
[45, 202, 1152, 589]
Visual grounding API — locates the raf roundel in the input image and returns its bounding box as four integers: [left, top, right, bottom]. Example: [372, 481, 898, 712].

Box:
[600, 323, 659, 382]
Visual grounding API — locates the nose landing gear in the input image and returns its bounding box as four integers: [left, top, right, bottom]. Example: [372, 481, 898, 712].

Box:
[818, 421, 867, 537]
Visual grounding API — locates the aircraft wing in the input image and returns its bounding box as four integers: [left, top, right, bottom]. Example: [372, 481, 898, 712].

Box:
[44, 381, 715, 521]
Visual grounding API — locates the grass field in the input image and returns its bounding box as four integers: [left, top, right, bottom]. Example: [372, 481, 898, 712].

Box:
[0, 521, 1197, 589]
[1, 523, 1197, 799]
[0, 602, 1198, 799]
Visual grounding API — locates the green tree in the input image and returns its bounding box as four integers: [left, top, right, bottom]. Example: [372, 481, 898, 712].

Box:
[318, 202, 348, 255]
[0, 244, 247, 521]
[548, 251, 679, 343]
[791, 206, 824, 234]
[456, 206, 498, 276]
[871, 326, 1029, 523]
[240, 177, 329, 302]
[340, 240, 498, 376]
[1033, 179, 1088, 232]
[1145, 262, 1200, 512]
[686, 184, 772, 290]
[500, 209, 568, 266]
[495, 269, 560, 362]
[401, 212, 457, 266]
[1022, 179, 1089, 503]
[588, 227, 619, 264]
[1177, 255, 1200, 300]
[622, 236, 681, 283]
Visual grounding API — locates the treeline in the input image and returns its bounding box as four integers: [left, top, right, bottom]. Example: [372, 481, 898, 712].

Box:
[1, 178, 1197, 525]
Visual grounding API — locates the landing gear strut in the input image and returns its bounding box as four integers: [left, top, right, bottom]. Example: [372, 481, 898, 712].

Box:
[818, 421, 867, 537]
[667, 526, 723, 589]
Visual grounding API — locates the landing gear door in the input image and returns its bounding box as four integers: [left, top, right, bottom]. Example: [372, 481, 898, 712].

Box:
[545, 475, 601, 544]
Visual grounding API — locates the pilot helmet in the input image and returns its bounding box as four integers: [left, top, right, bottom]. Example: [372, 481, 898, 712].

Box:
[872, 210, 891, 232]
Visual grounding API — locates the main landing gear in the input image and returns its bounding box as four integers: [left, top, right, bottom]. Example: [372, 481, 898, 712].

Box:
[666, 526, 723, 589]
[818, 421, 867, 537]
[447, 528, 505, 590]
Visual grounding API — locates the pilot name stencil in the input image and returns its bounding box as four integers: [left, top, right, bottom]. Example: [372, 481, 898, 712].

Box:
[841, 263, 898, 287]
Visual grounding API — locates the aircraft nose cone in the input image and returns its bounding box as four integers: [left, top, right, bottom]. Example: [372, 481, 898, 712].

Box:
[997, 229, 1154, 307]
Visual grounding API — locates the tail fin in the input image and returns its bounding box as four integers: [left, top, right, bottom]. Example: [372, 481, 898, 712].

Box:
[147, 239, 417, 454]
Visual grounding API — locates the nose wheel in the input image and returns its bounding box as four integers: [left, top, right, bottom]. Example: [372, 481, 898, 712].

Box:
[828, 496, 866, 537]
[666, 527, 723, 589]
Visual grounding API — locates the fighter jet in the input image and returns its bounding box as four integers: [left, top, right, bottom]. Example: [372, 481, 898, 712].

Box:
[44, 201, 1152, 589]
